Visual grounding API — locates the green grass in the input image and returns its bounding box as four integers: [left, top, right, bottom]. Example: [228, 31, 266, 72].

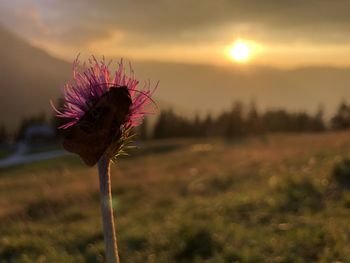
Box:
[0, 133, 350, 262]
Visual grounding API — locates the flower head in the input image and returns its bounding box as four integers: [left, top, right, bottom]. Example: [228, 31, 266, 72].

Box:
[52, 56, 156, 165]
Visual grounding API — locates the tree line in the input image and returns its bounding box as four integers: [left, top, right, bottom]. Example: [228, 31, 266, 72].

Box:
[143, 101, 350, 140]
[2, 101, 350, 144]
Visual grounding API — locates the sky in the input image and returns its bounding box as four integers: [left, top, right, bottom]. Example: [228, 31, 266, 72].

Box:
[1, 0, 350, 68]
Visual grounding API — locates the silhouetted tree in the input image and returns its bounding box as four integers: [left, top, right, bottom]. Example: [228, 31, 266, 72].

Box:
[153, 111, 167, 139]
[331, 102, 350, 130]
[246, 101, 263, 134]
[138, 117, 149, 141]
[311, 106, 325, 132]
[224, 102, 245, 139]
[192, 113, 202, 137]
[203, 114, 213, 137]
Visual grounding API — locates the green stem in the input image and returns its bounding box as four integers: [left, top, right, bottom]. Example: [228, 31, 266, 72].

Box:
[98, 155, 119, 263]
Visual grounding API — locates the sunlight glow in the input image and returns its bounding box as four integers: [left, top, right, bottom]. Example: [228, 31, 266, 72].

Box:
[229, 40, 251, 63]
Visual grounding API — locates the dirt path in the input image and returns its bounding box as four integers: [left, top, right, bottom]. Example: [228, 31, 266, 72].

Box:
[0, 143, 69, 169]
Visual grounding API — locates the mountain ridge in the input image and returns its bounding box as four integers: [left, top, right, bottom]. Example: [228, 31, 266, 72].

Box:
[0, 25, 70, 130]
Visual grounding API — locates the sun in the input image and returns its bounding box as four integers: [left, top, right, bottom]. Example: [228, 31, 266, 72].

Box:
[229, 41, 251, 63]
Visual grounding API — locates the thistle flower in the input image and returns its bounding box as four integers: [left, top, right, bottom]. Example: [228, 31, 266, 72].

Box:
[51, 56, 157, 263]
[52, 56, 156, 166]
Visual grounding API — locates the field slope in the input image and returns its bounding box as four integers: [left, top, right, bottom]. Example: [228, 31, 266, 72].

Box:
[0, 133, 350, 262]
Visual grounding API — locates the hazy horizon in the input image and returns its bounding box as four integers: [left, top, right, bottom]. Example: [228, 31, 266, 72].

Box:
[2, 23, 350, 132]
[1, 1, 350, 132]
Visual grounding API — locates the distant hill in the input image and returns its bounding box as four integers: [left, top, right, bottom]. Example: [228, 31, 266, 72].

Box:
[133, 61, 350, 118]
[0, 25, 70, 130]
[1, 25, 350, 131]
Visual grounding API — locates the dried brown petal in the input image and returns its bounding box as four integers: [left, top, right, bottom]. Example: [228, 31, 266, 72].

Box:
[63, 86, 131, 166]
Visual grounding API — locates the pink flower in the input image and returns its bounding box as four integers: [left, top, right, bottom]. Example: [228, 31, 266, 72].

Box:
[52, 56, 156, 129]
[51, 56, 157, 165]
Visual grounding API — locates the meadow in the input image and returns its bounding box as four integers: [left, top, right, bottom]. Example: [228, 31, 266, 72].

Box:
[0, 132, 350, 263]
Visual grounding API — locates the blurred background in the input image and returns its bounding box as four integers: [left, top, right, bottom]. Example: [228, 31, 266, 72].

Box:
[0, 1, 350, 262]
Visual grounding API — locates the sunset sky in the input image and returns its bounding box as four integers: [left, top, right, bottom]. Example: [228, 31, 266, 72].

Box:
[1, 0, 350, 68]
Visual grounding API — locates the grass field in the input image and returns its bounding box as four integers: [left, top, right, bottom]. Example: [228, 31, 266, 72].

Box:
[0, 132, 350, 263]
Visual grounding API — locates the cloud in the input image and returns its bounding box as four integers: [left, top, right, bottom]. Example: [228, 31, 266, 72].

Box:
[2, 0, 350, 54]
[46, 0, 350, 44]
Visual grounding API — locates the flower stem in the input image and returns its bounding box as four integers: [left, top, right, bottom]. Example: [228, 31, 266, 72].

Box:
[98, 155, 119, 263]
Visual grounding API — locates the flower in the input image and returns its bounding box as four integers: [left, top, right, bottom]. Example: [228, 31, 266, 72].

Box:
[52, 56, 156, 165]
